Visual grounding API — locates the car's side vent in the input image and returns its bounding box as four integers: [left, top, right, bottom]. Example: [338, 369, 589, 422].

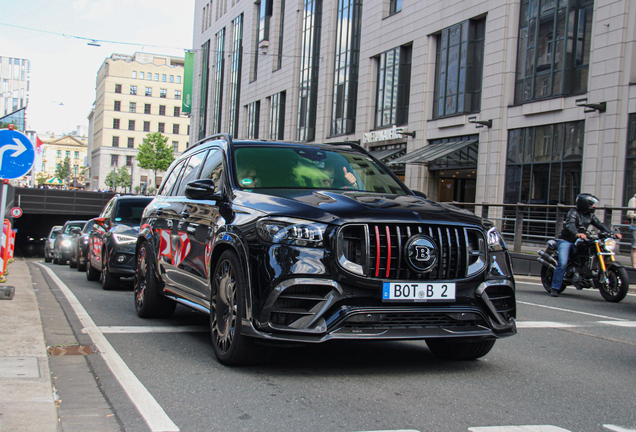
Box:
[483, 285, 516, 321]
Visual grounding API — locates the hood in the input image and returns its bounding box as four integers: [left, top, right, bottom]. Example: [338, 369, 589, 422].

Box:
[233, 189, 483, 227]
[111, 222, 141, 236]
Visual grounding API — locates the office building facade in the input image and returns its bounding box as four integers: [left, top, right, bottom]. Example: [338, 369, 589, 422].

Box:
[190, 0, 636, 219]
[0, 56, 29, 119]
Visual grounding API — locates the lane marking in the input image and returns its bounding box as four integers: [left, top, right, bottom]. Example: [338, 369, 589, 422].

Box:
[604, 425, 636, 432]
[37, 264, 179, 432]
[517, 300, 627, 321]
[468, 427, 571, 432]
[97, 326, 208, 334]
[516, 321, 577, 328]
[597, 321, 636, 327]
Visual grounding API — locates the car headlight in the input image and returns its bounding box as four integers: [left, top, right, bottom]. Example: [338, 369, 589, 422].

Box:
[114, 234, 137, 245]
[604, 237, 616, 251]
[61, 239, 71, 247]
[82, 238, 89, 244]
[257, 217, 326, 247]
[487, 227, 507, 251]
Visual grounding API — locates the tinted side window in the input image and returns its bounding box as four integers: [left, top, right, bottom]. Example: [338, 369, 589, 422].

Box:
[159, 159, 187, 196]
[101, 199, 115, 218]
[174, 151, 207, 196]
[199, 148, 224, 193]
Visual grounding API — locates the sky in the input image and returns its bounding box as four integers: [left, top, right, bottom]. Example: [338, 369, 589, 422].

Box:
[0, 0, 195, 136]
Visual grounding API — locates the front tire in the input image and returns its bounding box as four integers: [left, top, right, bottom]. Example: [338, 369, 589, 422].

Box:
[134, 242, 175, 318]
[101, 250, 119, 290]
[598, 265, 629, 303]
[426, 338, 496, 361]
[210, 250, 260, 366]
[86, 259, 100, 281]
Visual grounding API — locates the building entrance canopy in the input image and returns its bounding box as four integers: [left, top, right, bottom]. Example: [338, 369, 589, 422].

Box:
[387, 139, 478, 168]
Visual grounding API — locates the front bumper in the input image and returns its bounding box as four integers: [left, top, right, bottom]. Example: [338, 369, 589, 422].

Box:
[107, 245, 136, 277]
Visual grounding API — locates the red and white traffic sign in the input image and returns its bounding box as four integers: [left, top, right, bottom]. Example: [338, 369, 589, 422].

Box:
[10, 207, 22, 218]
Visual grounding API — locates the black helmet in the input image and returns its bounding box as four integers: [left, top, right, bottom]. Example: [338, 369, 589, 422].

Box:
[576, 193, 599, 214]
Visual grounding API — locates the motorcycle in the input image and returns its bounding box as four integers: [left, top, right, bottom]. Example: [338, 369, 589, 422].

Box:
[537, 231, 629, 302]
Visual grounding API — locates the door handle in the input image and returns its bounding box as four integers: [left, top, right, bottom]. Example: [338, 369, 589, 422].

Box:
[156, 208, 164, 216]
[180, 210, 190, 218]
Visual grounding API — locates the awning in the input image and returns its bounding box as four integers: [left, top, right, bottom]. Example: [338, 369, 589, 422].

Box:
[46, 177, 63, 185]
[387, 139, 478, 166]
[370, 147, 405, 163]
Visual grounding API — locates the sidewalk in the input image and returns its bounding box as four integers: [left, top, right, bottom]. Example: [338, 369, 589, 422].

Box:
[0, 258, 58, 432]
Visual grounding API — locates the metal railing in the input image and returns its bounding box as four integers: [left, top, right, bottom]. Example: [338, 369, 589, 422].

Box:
[442, 201, 635, 254]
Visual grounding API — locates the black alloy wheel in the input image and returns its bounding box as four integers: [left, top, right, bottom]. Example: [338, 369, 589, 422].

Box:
[210, 250, 261, 366]
[101, 250, 119, 290]
[134, 242, 175, 318]
[598, 265, 629, 303]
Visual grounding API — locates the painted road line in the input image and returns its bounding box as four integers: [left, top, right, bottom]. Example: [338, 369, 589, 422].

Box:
[37, 264, 179, 432]
[468, 426, 571, 432]
[516, 321, 577, 329]
[97, 326, 208, 334]
[517, 300, 628, 321]
[604, 425, 636, 432]
[597, 321, 636, 327]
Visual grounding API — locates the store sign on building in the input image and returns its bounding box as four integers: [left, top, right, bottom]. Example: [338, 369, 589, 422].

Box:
[363, 126, 409, 144]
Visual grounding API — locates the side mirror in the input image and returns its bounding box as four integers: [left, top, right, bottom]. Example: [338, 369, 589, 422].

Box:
[412, 190, 428, 199]
[93, 217, 109, 229]
[185, 179, 222, 200]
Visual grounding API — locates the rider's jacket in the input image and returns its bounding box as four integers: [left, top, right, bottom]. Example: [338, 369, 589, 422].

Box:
[559, 208, 611, 243]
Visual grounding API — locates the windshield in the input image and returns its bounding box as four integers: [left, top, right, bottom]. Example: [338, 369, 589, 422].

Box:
[64, 223, 85, 234]
[115, 199, 152, 223]
[234, 146, 408, 195]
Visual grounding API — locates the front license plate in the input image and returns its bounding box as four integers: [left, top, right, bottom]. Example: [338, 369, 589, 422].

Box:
[382, 282, 456, 302]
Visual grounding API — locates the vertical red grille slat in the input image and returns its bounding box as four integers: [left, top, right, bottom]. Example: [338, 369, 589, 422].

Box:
[385, 225, 391, 278]
[374, 225, 381, 277]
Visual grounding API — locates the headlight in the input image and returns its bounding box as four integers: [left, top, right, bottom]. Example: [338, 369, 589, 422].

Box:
[604, 237, 616, 251]
[82, 238, 89, 244]
[61, 239, 72, 247]
[487, 227, 507, 251]
[114, 234, 137, 245]
[257, 217, 326, 247]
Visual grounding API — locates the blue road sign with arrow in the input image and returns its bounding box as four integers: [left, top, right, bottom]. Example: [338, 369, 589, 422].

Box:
[0, 129, 35, 180]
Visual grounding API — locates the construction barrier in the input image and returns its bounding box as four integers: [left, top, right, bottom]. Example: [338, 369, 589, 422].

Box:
[0, 219, 14, 282]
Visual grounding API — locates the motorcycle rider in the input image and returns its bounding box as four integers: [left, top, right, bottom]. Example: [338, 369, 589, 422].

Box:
[550, 193, 622, 297]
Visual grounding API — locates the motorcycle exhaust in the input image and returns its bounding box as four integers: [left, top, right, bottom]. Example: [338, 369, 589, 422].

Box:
[537, 250, 557, 271]
[537, 257, 556, 271]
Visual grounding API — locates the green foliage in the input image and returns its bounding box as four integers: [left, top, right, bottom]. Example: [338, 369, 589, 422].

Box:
[36, 172, 48, 185]
[105, 166, 132, 192]
[137, 132, 175, 186]
[55, 158, 72, 185]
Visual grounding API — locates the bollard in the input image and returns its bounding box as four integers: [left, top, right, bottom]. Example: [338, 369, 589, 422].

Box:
[0, 286, 14, 300]
[514, 203, 524, 253]
[481, 202, 489, 219]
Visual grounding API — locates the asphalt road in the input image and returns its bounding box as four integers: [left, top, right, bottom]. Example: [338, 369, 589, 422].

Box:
[31, 259, 636, 432]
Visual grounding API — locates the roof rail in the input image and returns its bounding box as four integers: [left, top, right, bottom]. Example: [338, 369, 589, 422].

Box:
[189, 133, 234, 152]
[325, 141, 370, 155]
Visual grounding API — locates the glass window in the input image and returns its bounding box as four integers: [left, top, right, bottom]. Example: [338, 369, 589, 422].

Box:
[128, 137, 134, 148]
[174, 151, 207, 196]
[74, 151, 79, 159]
[56, 150, 61, 157]
[144, 103, 151, 114]
[276, 0, 286, 70]
[159, 159, 187, 196]
[160, 89, 167, 98]
[169, 75, 174, 83]
[162, 74, 166, 82]
[199, 148, 224, 193]
[175, 90, 182, 100]
[514, 0, 593, 104]
[433, 18, 485, 118]
[113, 119, 120, 129]
[389, 0, 402, 15]
[112, 136, 119, 147]
[624, 114, 636, 201]
[209, 32, 223, 136]
[154, 73, 159, 81]
[111, 155, 119, 166]
[269, 91, 286, 140]
[158, 123, 165, 133]
[297, 0, 323, 142]
[177, 76, 181, 84]
[174, 106, 181, 116]
[65, 150, 70, 158]
[129, 102, 136, 113]
[114, 101, 121, 111]
[145, 87, 152, 96]
[375, 45, 411, 128]
[132, 71, 137, 79]
[228, 14, 243, 137]
[173, 124, 180, 134]
[173, 141, 179, 152]
[128, 120, 135, 131]
[246, 101, 260, 139]
[130, 86, 137, 95]
[140, 72, 145, 80]
[159, 105, 166, 115]
[126, 156, 133, 166]
[115, 84, 122, 93]
[331, 0, 362, 136]
[143, 121, 150, 132]
[114, 198, 152, 223]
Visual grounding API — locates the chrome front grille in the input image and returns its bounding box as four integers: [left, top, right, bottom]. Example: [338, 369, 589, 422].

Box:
[337, 223, 486, 281]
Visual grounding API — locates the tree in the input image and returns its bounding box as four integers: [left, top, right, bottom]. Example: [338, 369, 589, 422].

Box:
[105, 166, 131, 192]
[55, 157, 72, 188]
[137, 132, 174, 189]
[36, 172, 48, 185]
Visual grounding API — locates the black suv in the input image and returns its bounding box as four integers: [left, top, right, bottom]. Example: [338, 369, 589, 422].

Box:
[87, 195, 154, 289]
[134, 134, 516, 365]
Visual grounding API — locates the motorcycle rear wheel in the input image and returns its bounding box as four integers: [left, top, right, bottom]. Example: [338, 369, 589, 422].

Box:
[540, 253, 566, 293]
[598, 265, 629, 303]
